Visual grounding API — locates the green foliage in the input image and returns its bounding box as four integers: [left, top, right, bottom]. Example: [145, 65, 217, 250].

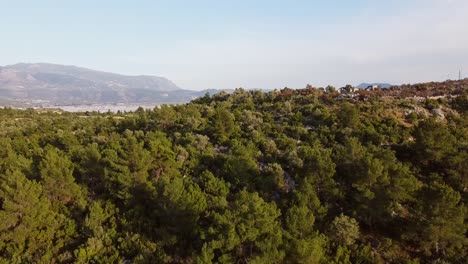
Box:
[0, 170, 75, 263]
[329, 214, 360, 246]
[337, 102, 360, 129]
[202, 189, 284, 263]
[74, 200, 120, 263]
[406, 182, 467, 258]
[39, 146, 86, 211]
[412, 119, 456, 165]
[0, 86, 466, 262]
[212, 106, 236, 143]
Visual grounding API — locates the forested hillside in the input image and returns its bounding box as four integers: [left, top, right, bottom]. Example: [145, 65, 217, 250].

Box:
[0, 81, 467, 263]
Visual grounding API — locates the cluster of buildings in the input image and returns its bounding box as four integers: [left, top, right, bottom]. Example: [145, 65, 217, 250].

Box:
[336, 84, 381, 99]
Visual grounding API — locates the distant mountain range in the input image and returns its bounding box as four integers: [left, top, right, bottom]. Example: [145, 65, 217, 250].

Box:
[0, 63, 212, 106]
[356, 82, 393, 89]
[0, 63, 398, 107]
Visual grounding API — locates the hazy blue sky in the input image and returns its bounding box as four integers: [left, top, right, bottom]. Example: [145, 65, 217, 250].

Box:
[1, 0, 467, 90]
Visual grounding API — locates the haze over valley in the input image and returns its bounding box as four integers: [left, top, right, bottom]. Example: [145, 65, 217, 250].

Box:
[0, 63, 217, 109]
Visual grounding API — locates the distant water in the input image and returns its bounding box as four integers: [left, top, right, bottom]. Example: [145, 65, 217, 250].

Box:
[2, 103, 165, 113]
[56, 104, 159, 113]
[2, 102, 191, 113]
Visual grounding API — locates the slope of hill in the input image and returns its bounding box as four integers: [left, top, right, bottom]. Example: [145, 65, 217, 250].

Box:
[0, 63, 203, 105]
[0, 81, 466, 263]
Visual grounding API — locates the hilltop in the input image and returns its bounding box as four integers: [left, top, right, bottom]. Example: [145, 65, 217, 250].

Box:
[0, 63, 208, 105]
[0, 78, 466, 263]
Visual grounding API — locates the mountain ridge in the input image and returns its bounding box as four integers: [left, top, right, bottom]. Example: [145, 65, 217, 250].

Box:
[5, 63, 175, 82]
[0, 63, 195, 105]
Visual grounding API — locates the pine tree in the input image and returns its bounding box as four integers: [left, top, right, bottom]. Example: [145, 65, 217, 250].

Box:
[0, 170, 75, 263]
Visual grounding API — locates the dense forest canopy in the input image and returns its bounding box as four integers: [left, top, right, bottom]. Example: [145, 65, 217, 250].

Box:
[0, 80, 467, 263]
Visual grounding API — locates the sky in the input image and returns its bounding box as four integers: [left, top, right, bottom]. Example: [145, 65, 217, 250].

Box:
[1, 0, 467, 90]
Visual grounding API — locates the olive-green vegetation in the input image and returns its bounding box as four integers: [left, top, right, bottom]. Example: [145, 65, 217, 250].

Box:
[0, 81, 467, 263]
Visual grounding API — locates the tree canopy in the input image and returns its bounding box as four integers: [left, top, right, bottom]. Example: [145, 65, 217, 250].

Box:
[0, 82, 466, 263]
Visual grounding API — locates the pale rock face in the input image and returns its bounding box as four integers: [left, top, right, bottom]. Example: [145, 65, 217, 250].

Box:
[431, 108, 445, 120]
